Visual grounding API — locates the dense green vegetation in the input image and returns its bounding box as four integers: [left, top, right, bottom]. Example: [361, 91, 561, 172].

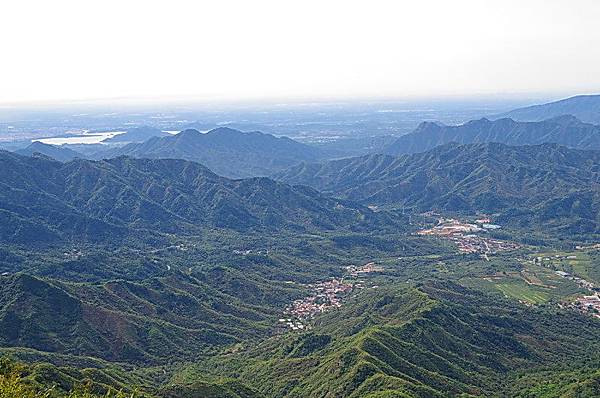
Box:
[510, 367, 600, 397]
[2, 134, 600, 397]
[175, 282, 600, 397]
[0, 228, 447, 366]
[0, 356, 144, 397]
[0, 151, 396, 244]
[2, 210, 599, 396]
[0, 271, 289, 364]
[275, 142, 600, 238]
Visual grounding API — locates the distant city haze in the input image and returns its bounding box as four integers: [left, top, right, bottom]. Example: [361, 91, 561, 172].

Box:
[1, 0, 599, 104]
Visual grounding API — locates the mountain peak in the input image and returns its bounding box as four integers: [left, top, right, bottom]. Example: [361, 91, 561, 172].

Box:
[28, 141, 52, 149]
[206, 127, 244, 136]
[385, 115, 600, 156]
[176, 128, 204, 139]
[92, 127, 323, 178]
[415, 121, 445, 130]
[467, 117, 492, 124]
[545, 114, 581, 125]
[15, 141, 83, 162]
[0, 151, 387, 244]
[103, 125, 169, 143]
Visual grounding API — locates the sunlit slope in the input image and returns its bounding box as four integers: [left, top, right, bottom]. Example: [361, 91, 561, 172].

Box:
[177, 282, 600, 397]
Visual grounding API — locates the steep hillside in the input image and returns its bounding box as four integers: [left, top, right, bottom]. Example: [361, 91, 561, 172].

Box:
[97, 128, 324, 178]
[385, 115, 600, 155]
[0, 356, 151, 397]
[0, 151, 388, 244]
[14, 142, 83, 162]
[158, 380, 262, 398]
[178, 283, 600, 397]
[494, 94, 600, 124]
[0, 269, 301, 365]
[275, 142, 600, 233]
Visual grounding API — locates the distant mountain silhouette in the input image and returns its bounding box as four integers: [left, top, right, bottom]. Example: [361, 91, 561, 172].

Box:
[385, 115, 600, 155]
[493, 94, 600, 123]
[102, 126, 171, 143]
[14, 141, 83, 162]
[96, 127, 325, 178]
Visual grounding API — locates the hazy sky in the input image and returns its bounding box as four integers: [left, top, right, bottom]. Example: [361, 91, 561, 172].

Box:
[1, 0, 599, 104]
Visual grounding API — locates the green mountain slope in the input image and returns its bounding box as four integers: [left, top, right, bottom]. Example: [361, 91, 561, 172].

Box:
[0, 268, 301, 365]
[510, 367, 600, 397]
[0, 356, 150, 397]
[385, 115, 600, 155]
[0, 151, 388, 244]
[158, 380, 262, 398]
[275, 142, 600, 234]
[178, 282, 600, 397]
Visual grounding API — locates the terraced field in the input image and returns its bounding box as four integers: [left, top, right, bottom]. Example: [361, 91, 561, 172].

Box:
[495, 282, 550, 304]
[530, 251, 596, 281]
[463, 259, 585, 305]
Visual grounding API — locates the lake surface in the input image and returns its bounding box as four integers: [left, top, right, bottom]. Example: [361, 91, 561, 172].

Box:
[34, 131, 125, 145]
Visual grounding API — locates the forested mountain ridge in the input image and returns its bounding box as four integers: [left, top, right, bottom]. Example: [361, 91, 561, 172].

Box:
[385, 115, 600, 155]
[275, 142, 600, 233]
[0, 151, 388, 244]
[179, 282, 600, 397]
[0, 270, 293, 364]
[14, 141, 83, 162]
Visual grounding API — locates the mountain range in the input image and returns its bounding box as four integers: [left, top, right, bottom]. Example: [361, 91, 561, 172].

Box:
[96, 127, 326, 178]
[384, 115, 600, 155]
[494, 94, 600, 124]
[181, 282, 600, 397]
[0, 151, 388, 244]
[276, 142, 600, 233]
[15, 142, 83, 162]
[4, 94, 600, 398]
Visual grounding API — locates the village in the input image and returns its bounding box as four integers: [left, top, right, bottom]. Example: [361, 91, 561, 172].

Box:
[531, 253, 600, 318]
[552, 267, 600, 318]
[232, 248, 269, 256]
[279, 262, 384, 331]
[417, 217, 520, 256]
[345, 261, 384, 276]
[573, 295, 600, 318]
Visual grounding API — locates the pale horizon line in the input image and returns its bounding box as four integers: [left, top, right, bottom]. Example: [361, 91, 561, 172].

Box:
[1, 89, 598, 110]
